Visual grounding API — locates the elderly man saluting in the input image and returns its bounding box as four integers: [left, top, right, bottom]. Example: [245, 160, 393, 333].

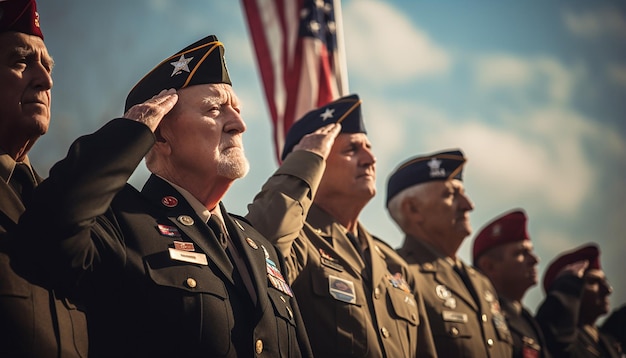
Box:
[8, 34, 327, 357]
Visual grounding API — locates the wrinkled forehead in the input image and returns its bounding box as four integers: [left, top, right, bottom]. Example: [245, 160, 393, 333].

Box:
[0, 31, 48, 55]
[503, 239, 534, 252]
[334, 132, 370, 145]
[177, 83, 239, 105]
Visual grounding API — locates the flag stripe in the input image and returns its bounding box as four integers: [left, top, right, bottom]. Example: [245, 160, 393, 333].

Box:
[242, 0, 349, 162]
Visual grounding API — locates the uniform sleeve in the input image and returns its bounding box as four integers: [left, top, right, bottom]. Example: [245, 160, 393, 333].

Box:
[245, 150, 324, 258]
[535, 274, 584, 357]
[9, 118, 155, 294]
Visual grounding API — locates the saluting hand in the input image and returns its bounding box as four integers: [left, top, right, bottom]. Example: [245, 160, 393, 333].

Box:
[558, 260, 589, 279]
[124, 88, 178, 132]
[293, 123, 341, 160]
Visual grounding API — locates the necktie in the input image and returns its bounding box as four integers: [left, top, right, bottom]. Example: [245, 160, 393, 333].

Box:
[208, 215, 257, 304]
[9, 163, 36, 202]
[208, 215, 228, 249]
[453, 263, 480, 305]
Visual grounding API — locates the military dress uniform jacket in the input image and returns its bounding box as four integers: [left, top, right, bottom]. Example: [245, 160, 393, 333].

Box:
[246, 152, 437, 358]
[9, 119, 313, 358]
[536, 275, 621, 358]
[397, 237, 513, 358]
[0, 154, 88, 358]
[499, 298, 551, 358]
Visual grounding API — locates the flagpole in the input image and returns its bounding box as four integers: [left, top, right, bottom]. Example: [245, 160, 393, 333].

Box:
[333, 0, 349, 96]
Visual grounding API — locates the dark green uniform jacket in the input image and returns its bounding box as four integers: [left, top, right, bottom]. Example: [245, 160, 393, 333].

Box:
[247, 151, 438, 358]
[9, 119, 312, 358]
[398, 238, 514, 358]
[0, 154, 88, 358]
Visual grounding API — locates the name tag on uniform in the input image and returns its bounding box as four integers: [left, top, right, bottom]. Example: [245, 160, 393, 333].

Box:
[328, 275, 356, 304]
[442, 310, 468, 323]
[168, 248, 208, 265]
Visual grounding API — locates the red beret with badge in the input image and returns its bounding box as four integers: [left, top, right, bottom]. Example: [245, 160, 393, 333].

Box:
[0, 0, 43, 39]
[542, 243, 601, 292]
[472, 209, 530, 264]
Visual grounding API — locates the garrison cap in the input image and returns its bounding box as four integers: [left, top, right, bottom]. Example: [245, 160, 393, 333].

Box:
[0, 0, 43, 39]
[472, 209, 530, 264]
[281, 94, 366, 161]
[543, 243, 601, 293]
[125, 35, 231, 112]
[386, 149, 466, 206]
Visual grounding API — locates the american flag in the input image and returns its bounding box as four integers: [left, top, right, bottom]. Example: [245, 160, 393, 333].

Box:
[241, 0, 349, 163]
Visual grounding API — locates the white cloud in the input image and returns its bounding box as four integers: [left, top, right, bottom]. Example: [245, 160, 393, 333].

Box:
[342, 0, 451, 82]
[563, 7, 626, 39]
[473, 55, 577, 104]
[366, 100, 622, 216]
[474, 55, 532, 89]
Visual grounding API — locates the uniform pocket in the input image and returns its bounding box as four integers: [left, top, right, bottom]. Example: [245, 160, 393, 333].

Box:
[388, 288, 419, 326]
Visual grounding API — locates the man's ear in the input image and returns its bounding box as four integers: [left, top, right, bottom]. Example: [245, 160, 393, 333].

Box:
[151, 127, 172, 157]
[401, 197, 423, 222]
[155, 127, 166, 142]
[477, 256, 495, 275]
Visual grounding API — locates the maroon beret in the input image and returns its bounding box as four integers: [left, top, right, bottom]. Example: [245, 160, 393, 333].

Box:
[0, 0, 43, 39]
[472, 209, 529, 264]
[542, 243, 601, 292]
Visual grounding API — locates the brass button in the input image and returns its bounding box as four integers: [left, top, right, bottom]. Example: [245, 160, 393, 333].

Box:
[185, 277, 197, 288]
[381, 327, 390, 338]
[450, 327, 459, 336]
[255, 339, 263, 354]
[482, 314, 488, 322]
[487, 338, 494, 347]
[374, 287, 381, 299]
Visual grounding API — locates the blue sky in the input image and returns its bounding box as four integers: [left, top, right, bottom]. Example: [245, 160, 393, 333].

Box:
[34, 0, 625, 316]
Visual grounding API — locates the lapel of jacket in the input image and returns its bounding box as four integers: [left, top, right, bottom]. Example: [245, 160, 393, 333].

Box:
[501, 298, 528, 336]
[438, 260, 479, 311]
[308, 205, 364, 277]
[0, 160, 43, 227]
[360, 225, 386, 286]
[0, 182, 23, 225]
[405, 239, 479, 311]
[220, 204, 266, 308]
[141, 175, 235, 284]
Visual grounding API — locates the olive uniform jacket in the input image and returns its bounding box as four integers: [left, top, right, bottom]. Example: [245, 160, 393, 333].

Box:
[499, 297, 551, 358]
[246, 152, 437, 358]
[397, 237, 514, 358]
[0, 154, 88, 358]
[9, 119, 313, 358]
[536, 275, 621, 358]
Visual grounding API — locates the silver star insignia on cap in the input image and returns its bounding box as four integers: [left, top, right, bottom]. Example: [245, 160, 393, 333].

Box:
[320, 108, 335, 121]
[170, 54, 194, 77]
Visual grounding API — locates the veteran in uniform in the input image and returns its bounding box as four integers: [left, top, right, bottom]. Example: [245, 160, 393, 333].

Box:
[473, 209, 551, 358]
[0, 1, 88, 356]
[246, 95, 437, 358]
[386, 150, 513, 358]
[536, 244, 621, 358]
[9, 35, 313, 357]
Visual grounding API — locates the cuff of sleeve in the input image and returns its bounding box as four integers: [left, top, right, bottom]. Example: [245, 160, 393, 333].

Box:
[275, 150, 325, 193]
